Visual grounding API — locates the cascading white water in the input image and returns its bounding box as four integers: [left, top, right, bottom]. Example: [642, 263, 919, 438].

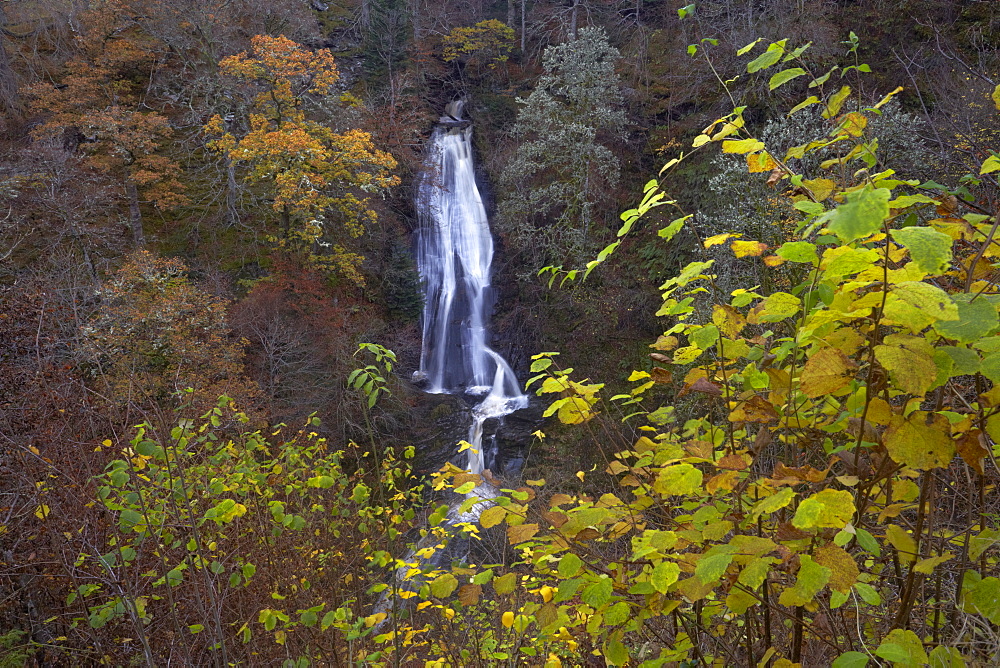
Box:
[375, 104, 528, 616]
[415, 101, 527, 486]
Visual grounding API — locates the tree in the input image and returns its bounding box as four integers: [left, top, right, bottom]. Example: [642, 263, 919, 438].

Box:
[498, 27, 625, 270]
[22, 0, 188, 247]
[205, 35, 399, 286]
[442, 19, 514, 84]
[84, 250, 259, 416]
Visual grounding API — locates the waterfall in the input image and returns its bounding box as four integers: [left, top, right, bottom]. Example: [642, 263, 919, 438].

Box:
[375, 103, 527, 619]
[414, 101, 527, 485]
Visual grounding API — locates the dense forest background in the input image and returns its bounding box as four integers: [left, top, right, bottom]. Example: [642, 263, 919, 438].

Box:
[1, 0, 999, 665]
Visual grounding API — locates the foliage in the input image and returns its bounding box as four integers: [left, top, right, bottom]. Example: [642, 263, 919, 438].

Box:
[498, 26, 625, 272]
[22, 0, 188, 245]
[205, 35, 399, 286]
[83, 250, 258, 415]
[73, 400, 420, 665]
[367, 37, 1000, 667]
[442, 20, 515, 74]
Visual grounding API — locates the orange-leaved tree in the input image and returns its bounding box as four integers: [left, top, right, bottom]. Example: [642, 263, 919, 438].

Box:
[204, 35, 399, 286]
[23, 0, 187, 246]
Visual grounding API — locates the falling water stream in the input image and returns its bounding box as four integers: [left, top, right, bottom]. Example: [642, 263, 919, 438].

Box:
[379, 102, 526, 609]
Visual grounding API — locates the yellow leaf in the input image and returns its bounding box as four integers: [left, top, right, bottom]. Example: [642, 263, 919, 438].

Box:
[800, 347, 858, 398]
[993, 84, 1000, 112]
[480, 505, 507, 528]
[884, 411, 955, 470]
[723, 138, 765, 154]
[802, 178, 835, 201]
[34, 505, 50, 520]
[501, 611, 514, 628]
[704, 232, 736, 248]
[731, 240, 768, 257]
[746, 151, 777, 173]
[886, 524, 918, 564]
[914, 553, 953, 574]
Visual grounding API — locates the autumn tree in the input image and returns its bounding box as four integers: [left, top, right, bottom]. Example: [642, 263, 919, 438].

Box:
[84, 250, 258, 417]
[442, 19, 515, 84]
[22, 0, 187, 247]
[205, 35, 399, 286]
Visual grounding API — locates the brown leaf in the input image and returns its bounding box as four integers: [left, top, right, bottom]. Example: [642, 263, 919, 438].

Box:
[651, 367, 672, 384]
[717, 453, 750, 471]
[684, 440, 715, 459]
[752, 427, 772, 453]
[650, 353, 671, 363]
[766, 166, 786, 187]
[541, 510, 568, 528]
[956, 429, 987, 475]
[815, 544, 859, 593]
[507, 523, 539, 545]
[458, 584, 482, 606]
[729, 395, 779, 423]
[689, 377, 722, 396]
[575, 527, 601, 541]
[776, 522, 812, 541]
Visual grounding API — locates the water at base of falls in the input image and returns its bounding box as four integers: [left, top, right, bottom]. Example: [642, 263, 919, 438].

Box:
[377, 103, 526, 612]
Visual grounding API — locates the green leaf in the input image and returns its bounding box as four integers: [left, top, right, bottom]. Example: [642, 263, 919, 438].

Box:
[940, 346, 980, 376]
[827, 187, 891, 242]
[696, 552, 735, 584]
[822, 85, 852, 119]
[876, 629, 928, 667]
[749, 487, 796, 521]
[792, 489, 856, 529]
[855, 529, 881, 557]
[933, 295, 999, 343]
[981, 155, 1000, 175]
[581, 576, 613, 607]
[558, 553, 582, 579]
[603, 636, 629, 666]
[832, 651, 870, 668]
[855, 581, 882, 605]
[769, 67, 807, 90]
[757, 292, 801, 322]
[493, 572, 516, 595]
[979, 352, 1000, 384]
[778, 555, 831, 606]
[929, 645, 967, 668]
[747, 41, 786, 73]
[650, 560, 680, 593]
[653, 463, 703, 496]
[967, 577, 1000, 623]
[777, 241, 819, 265]
[430, 573, 459, 598]
[892, 227, 953, 274]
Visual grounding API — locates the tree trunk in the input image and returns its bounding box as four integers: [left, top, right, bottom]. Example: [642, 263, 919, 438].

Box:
[520, 0, 526, 52]
[569, 0, 578, 40]
[506, 0, 515, 32]
[125, 179, 146, 247]
[226, 157, 239, 227]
